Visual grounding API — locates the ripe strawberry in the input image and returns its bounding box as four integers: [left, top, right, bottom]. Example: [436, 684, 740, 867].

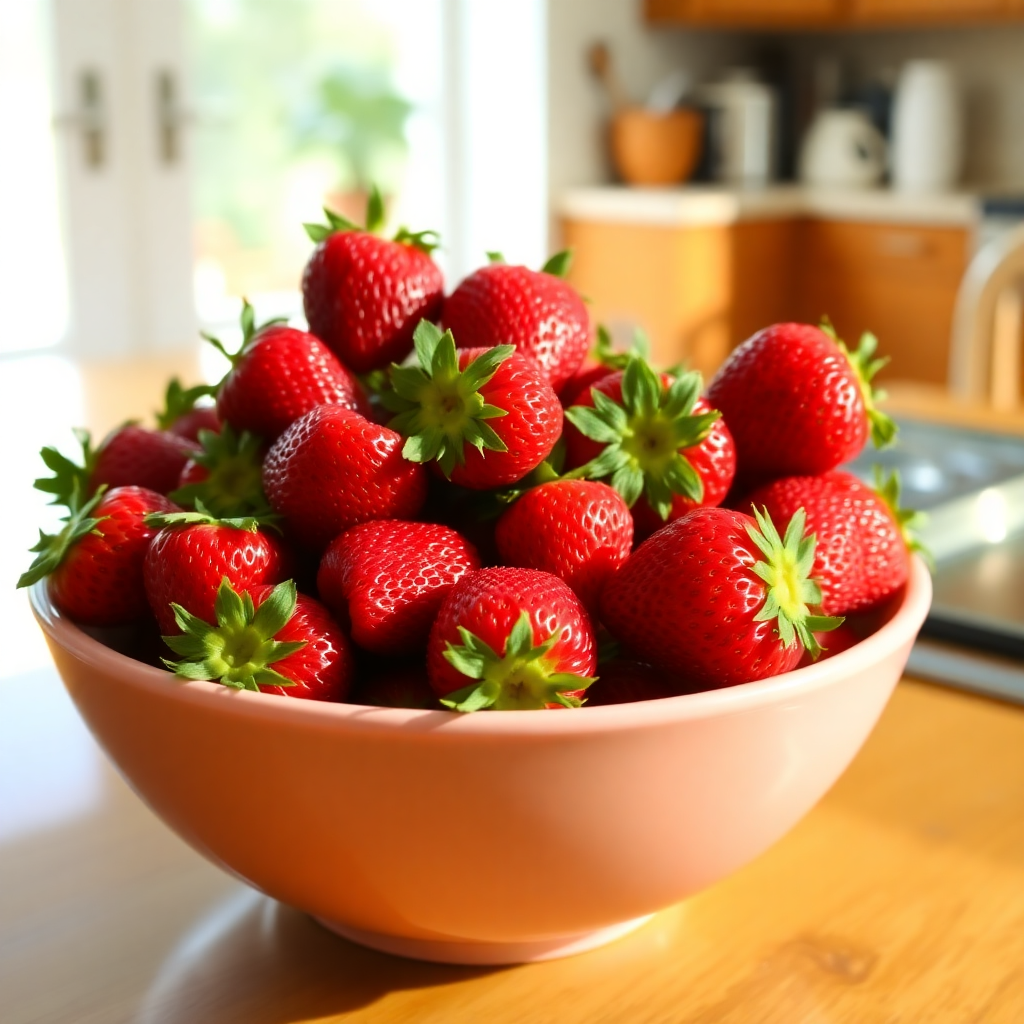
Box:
[18, 485, 177, 626]
[156, 378, 220, 442]
[494, 479, 633, 613]
[262, 405, 429, 551]
[706, 322, 896, 484]
[600, 506, 841, 688]
[740, 469, 923, 617]
[563, 356, 735, 536]
[301, 188, 444, 373]
[317, 519, 480, 655]
[206, 299, 368, 443]
[442, 250, 590, 393]
[382, 320, 562, 490]
[426, 567, 597, 711]
[143, 509, 292, 634]
[35, 427, 200, 505]
[171, 424, 270, 519]
[163, 578, 353, 701]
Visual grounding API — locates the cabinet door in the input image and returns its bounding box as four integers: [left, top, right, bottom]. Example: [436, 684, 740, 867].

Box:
[646, 0, 842, 25]
[851, 0, 1008, 24]
[797, 221, 969, 385]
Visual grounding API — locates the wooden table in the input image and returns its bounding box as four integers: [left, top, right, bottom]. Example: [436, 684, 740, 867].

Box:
[2, 665, 1022, 1024]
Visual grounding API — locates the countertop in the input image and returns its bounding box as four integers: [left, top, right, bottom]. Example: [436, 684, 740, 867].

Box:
[557, 184, 983, 228]
[3, 663, 1023, 1023]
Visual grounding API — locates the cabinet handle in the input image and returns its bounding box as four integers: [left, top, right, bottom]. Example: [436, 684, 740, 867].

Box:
[53, 68, 106, 170]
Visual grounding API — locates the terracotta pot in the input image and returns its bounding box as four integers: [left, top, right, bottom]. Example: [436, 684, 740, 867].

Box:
[610, 107, 703, 186]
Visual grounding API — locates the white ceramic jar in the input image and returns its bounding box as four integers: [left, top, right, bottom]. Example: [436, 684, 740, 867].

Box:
[891, 60, 963, 193]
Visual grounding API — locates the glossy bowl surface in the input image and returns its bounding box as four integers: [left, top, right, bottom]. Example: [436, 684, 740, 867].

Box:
[31, 559, 931, 964]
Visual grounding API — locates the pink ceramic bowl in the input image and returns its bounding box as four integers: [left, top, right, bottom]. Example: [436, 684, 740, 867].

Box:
[30, 558, 930, 965]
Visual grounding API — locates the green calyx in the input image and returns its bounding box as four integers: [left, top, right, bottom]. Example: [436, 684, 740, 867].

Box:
[485, 249, 573, 278]
[18, 483, 108, 589]
[564, 355, 720, 520]
[592, 323, 650, 371]
[201, 298, 288, 370]
[821, 320, 898, 450]
[168, 424, 271, 519]
[440, 610, 596, 712]
[144, 499, 274, 534]
[155, 378, 217, 431]
[303, 184, 440, 255]
[873, 466, 933, 569]
[34, 427, 95, 509]
[746, 506, 844, 660]
[162, 577, 304, 691]
[381, 320, 514, 478]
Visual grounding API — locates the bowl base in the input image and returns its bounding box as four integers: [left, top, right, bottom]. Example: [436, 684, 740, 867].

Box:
[314, 913, 655, 965]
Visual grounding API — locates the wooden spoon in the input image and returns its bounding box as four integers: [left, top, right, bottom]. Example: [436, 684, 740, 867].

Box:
[587, 41, 629, 112]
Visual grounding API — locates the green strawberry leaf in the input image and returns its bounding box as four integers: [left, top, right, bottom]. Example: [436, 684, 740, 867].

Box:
[34, 427, 95, 509]
[873, 466, 934, 570]
[18, 483, 109, 588]
[155, 379, 217, 431]
[541, 249, 573, 278]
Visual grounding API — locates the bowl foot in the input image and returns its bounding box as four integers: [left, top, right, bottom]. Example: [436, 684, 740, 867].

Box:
[314, 914, 655, 965]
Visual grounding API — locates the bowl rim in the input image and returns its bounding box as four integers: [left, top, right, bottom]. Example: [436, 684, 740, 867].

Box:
[29, 557, 931, 737]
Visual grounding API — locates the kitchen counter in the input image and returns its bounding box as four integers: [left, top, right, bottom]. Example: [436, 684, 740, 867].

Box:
[558, 184, 981, 228]
[3, 662, 1023, 1023]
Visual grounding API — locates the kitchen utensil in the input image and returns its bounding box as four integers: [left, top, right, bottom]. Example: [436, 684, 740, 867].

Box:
[587, 41, 628, 112]
[891, 60, 962, 193]
[799, 108, 887, 189]
[30, 562, 930, 965]
[698, 71, 777, 186]
[610, 106, 703, 186]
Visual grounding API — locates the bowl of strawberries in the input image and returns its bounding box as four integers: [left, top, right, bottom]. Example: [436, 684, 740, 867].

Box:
[24, 193, 930, 965]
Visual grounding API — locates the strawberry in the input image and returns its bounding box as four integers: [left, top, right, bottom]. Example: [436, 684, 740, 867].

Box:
[163, 578, 353, 701]
[563, 357, 734, 536]
[442, 250, 589, 393]
[205, 299, 368, 443]
[494, 479, 633, 614]
[171, 423, 270, 519]
[706, 322, 896, 484]
[142, 509, 292, 634]
[156, 378, 220, 442]
[301, 188, 444, 373]
[18, 485, 177, 626]
[740, 469, 923, 617]
[426, 566, 597, 711]
[262, 405, 429, 551]
[600, 506, 841, 688]
[382, 321, 562, 490]
[584, 657, 694, 706]
[35, 427, 200, 506]
[317, 519, 480, 655]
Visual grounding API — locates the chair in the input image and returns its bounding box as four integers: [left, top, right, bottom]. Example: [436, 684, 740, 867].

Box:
[948, 224, 1024, 412]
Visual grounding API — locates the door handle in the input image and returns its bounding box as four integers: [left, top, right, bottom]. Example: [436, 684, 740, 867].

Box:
[53, 68, 106, 170]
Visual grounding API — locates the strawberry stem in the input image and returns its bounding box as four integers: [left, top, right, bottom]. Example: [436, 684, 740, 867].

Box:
[155, 378, 217, 431]
[873, 467, 933, 569]
[201, 298, 288, 372]
[162, 577, 304, 691]
[440, 610, 595, 711]
[746, 507, 843, 660]
[33, 427, 96, 509]
[18, 483, 109, 588]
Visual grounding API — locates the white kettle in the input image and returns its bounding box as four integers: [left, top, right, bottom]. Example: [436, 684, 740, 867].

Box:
[799, 109, 887, 189]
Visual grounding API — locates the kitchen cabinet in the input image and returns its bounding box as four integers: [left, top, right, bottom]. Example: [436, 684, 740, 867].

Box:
[796, 220, 969, 385]
[645, 0, 1020, 26]
[561, 217, 799, 379]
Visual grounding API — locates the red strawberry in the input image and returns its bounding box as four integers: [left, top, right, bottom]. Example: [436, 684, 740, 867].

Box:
[18, 485, 177, 626]
[317, 519, 480, 655]
[741, 469, 922, 617]
[563, 357, 735, 537]
[156, 378, 220, 442]
[494, 479, 632, 613]
[171, 424, 270, 519]
[382, 321, 562, 490]
[263, 405, 429, 551]
[600, 506, 841, 689]
[162, 578, 353, 701]
[206, 299, 368, 443]
[442, 250, 589, 393]
[426, 567, 597, 711]
[706, 322, 896, 484]
[142, 510, 292, 634]
[584, 658, 695, 706]
[301, 189, 444, 373]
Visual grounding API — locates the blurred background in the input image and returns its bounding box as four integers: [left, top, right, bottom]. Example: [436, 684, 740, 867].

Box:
[3, 0, 1024, 680]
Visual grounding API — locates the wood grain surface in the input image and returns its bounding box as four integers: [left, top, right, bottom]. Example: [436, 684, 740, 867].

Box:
[2, 670, 1022, 1024]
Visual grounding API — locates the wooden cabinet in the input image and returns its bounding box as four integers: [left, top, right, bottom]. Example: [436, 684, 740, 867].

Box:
[795, 220, 969, 385]
[560, 210, 970, 386]
[646, 0, 1020, 26]
[561, 217, 799, 380]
